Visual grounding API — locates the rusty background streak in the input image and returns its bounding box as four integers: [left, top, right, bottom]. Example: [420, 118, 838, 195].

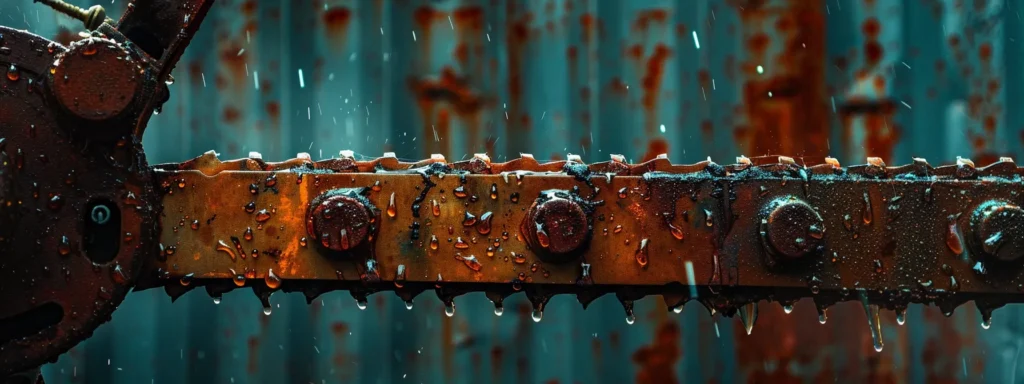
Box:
[1, 0, 1021, 382]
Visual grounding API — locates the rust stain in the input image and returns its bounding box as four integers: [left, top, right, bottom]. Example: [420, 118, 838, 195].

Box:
[223, 106, 241, 124]
[490, 345, 504, 379]
[631, 321, 680, 384]
[246, 336, 260, 373]
[409, 68, 487, 154]
[265, 102, 280, 125]
[640, 44, 672, 135]
[633, 9, 669, 32]
[322, 7, 353, 51]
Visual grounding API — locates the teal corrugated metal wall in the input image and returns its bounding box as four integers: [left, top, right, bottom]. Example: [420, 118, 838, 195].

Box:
[3, 0, 1024, 382]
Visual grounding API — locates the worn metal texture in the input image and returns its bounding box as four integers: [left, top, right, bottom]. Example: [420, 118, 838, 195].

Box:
[1, 0, 1022, 382]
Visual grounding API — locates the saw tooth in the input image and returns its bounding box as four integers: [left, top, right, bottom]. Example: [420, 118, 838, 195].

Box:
[383, 152, 397, 159]
[248, 151, 263, 160]
[955, 156, 978, 178]
[778, 156, 795, 165]
[339, 150, 355, 160]
[296, 152, 311, 161]
[525, 287, 552, 322]
[736, 155, 752, 166]
[738, 302, 758, 335]
[473, 153, 491, 164]
[566, 153, 582, 163]
[610, 154, 626, 163]
[430, 153, 447, 163]
[866, 157, 886, 168]
[957, 156, 975, 168]
[825, 157, 841, 169]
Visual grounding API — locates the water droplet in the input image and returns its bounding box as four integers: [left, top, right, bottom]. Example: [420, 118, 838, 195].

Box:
[387, 192, 397, 218]
[48, 194, 64, 211]
[817, 308, 828, 324]
[613, 225, 623, 234]
[180, 273, 194, 286]
[671, 305, 683, 314]
[462, 211, 477, 226]
[431, 200, 440, 217]
[233, 272, 246, 287]
[486, 246, 495, 257]
[6, 64, 19, 81]
[405, 301, 414, 310]
[477, 212, 493, 235]
[191, 220, 200, 230]
[858, 290, 883, 352]
[299, 237, 308, 247]
[862, 192, 873, 225]
[896, 308, 906, 325]
[510, 192, 520, 203]
[535, 224, 550, 248]
[458, 254, 482, 271]
[947, 220, 964, 255]
[924, 186, 934, 202]
[532, 309, 544, 322]
[512, 252, 526, 264]
[244, 201, 256, 213]
[444, 300, 456, 317]
[704, 209, 714, 227]
[494, 304, 504, 316]
[618, 187, 628, 199]
[372, 180, 382, 192]
[356, 300, 368, 310]
[453, 186, 468, 199]
[216, 240, 236, 260]
[265, 269, 281, 289]
[394, 264, 407, 288]
[454, 237, 469, 249]
[244, 227, 253, 241]
[783, 305, 794, 314]
[635, 238, 649, 267]
[808, 224, 824, 239]
[212, 296, 221, 305]
[58, 235, 71, 256]
[669, 223, 684, 240]
[623, 300, 635, 324]
[490, 183, 498, 200]
[738, 302, 758, 335]
[263, 306, 272, 316]
[248, 183, 258, 194]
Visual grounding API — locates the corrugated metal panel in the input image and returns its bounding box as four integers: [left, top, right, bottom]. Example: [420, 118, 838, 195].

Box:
[2, 0, 1023, 382]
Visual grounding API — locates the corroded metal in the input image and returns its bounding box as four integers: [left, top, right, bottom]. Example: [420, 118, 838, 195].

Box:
[147, 152, 1024, 327]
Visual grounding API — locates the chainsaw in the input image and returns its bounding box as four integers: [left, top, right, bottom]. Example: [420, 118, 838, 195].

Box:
[2, 0, 1023, 380]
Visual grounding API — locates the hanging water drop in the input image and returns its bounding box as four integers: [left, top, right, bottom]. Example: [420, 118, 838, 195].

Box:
[405, 301, 414, 310]
[738, 302, 758, 335]
[430, 235, 439, 250]
[356, 300, 368, 310]
[265, 269, 281, 289]
[494, 305, 504, 316]
[212, 296, 222, 305]
[896, 308, 906, 325]
[783, 304, 794, 314]
[532, 308, 543, 322]
[444, 300, 456, 317]
[671, 305, 683, 314]
[817, 307, 827, 324]
[858, 290, 883, 352]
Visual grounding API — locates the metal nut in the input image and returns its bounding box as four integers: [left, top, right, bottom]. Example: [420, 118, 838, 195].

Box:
[521, 190, 591, 263]
[759, 196, 825, 260]
[971, 201, 1024, 262]
[306, 190, 373, 252]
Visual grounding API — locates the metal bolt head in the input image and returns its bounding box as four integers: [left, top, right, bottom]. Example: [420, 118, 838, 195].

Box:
[521, 190, 592, 263]
[760, 196, 825, 261]
[971, 201, 1024, 262]
[51, 38, 141, 125]
[306, 191, 373, 252]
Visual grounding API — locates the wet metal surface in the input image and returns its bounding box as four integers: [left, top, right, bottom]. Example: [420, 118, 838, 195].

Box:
[1, 0, 1023, 382]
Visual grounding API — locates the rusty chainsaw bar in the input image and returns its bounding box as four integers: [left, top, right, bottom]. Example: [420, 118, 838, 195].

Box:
[147, 151, 1024, 347]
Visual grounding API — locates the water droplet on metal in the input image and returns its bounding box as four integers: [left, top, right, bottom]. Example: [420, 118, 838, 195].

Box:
[233, 271, 246, 287]
[457, 254, 482, 271]
[494, 305, 504, 316]
[896, 308, 906, 325]
[462, 211, 477, 227]
[510, 192, 520, 203]
[265, 269, 281, 289]
[635, 238, 649, 267]
[216, 240, 236, 260]
[947, 219, 964, 255]
[490, 183, 498, 200]
[454, 237, 469, 249]
[453, 186, 468, 199]
[299, 237, 308, 247]
[244, 227, 253, 241]
[618, 187, 628, 199]
[356, 300, 367, 310]
[58, 235, 71, 256]
[477, 212, 493, 235]
[404, 301, 414, 310]
[671, 305, 683, 314]
[431, 200, 440, 217]
[704, 209, 714, 227]
[212, 296, 221, 305]
[783, 305, 793, 314]
[6, 64, 19, 81]
[372, 180, 382, 192]
[535, 224, 550, 248]
[862, 192, 873, 225]
[386, 192, 397, 218]
[180, 273, 194, 286]
[614, 225, 623, 234]
[669, 223, 684, 240]
[817, 307, 827, 324]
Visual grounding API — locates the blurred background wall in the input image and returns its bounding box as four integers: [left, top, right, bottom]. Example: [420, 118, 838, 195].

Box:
[2, 0, 1023, 382]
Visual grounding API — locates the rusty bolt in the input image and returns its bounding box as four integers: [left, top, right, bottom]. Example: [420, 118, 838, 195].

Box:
[35, 0, 108, 30]
[306, 190, 374, 252]
[759, 196, 825, 261]
[971, 201, 1024, 263]
[521, 190, 592, 263]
